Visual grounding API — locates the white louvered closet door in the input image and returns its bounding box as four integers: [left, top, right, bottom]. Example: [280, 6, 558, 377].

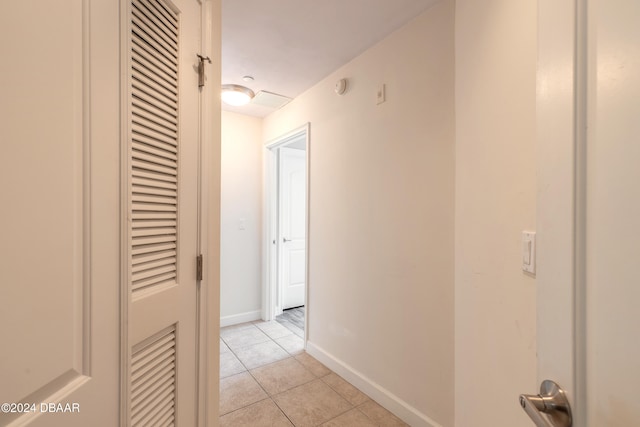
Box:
[126, 0, 201, 425]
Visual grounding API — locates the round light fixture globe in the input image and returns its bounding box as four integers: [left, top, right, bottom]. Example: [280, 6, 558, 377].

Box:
[221, 84, 255, 106]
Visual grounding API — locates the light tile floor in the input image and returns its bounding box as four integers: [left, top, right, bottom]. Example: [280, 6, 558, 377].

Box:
[220, 320, 409, 426]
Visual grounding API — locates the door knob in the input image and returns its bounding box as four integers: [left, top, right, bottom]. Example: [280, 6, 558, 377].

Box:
[519, 380, 572, 427]
[283, 237, 292, 243]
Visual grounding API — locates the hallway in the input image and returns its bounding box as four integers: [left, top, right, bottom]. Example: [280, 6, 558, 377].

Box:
[220, 321, 408, 426]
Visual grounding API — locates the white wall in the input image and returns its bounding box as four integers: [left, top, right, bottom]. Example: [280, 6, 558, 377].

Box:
[263, 2, 455, 426]
[220, 111, 263, 325]
[455, 1, 537, 426]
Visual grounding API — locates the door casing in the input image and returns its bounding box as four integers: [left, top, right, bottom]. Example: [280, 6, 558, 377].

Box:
[536, 0, 588, 424]
[263, 124, 310, 335]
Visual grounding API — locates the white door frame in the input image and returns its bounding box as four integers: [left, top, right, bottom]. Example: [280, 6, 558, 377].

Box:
[536, 0, 587, 424]
[198, 1, 221, 425]
[263, 124, 310, 333]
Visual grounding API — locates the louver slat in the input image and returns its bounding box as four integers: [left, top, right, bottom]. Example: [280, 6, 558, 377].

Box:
[132, 157, 177, 178]
[131, 176, 177, 192]
[132, 170, 177, 185]
[131, 27, 177, 73]
[132, 82, 177, 115]
[132, 272, 176, 292]
[144, 0, 177, 21]
[132, 47, 177, 89]
[136, 391, 175, 426]
[133, 249, 177, 266]
[132, 4, 178, 50]
[132, 122, 177, 148]
[133, 391, 175, 427]
[132, 37, 177, 76]
[132, 149, 177, 170]
[132, 1, 177, 40]
[132, 264, 176, 284]
[132, 62, 178, 98]
[132, 57, 178, 97]
[132, 362, 174, 402]
[132, 167, 177, 180]
[131, 13, 177, 64]
[132, 365, 173, 408]
[132, 135, 177, 155]
[132, 185, 177, 199]
[133, 233, 177, 246]
[131, 122, 176, 152]
[138, 0, 178, 35]
[133, 376, 174, 426]
[132, 226, 176, 237]
[157, 412, 175, 427]
[132, 97, 178, 131]
[130, 0, 179, 298]
[133, 219, 177, 229]
[132, 160, 176, 178]
[131, 326, 176, 427]
[132, 242, 176, 257]
[132, 143, 178, 162]
[132, 212, 177, 222]
[132, 74, 178, 109]
[132, 203, 177, 213]
[132, 334, 175, 370]
[131, 77, 177, 111]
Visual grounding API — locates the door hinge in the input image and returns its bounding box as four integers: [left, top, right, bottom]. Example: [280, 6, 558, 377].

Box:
[196, 254, 203, 281]
[197, 54, 212, 88]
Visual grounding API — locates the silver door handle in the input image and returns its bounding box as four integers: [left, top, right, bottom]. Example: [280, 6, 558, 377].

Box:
[283, 237, 292, 243]
[519, 380, 572, 427]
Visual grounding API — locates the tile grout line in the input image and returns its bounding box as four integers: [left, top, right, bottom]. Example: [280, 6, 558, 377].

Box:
[224, 322, 302, 361]
[221, 322, 404, 425]
[223, 314, 391, 426]
[221, 321, 313, 421]
[220, 328, 269, 417]
[220, 337, 276, 417]
[269, 394, 298, 427]
[218, 396, 272, 419]
[268, 379, 343, 427]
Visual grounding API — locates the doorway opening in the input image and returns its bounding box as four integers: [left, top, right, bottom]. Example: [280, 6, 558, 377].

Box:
[264, 124, 310, 342]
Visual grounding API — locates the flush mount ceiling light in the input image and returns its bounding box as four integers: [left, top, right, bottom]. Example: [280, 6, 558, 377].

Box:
[221, 84, 255, 106]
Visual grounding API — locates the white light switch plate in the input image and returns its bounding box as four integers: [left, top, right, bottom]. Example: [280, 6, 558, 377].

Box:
[522, 231, 536, 274]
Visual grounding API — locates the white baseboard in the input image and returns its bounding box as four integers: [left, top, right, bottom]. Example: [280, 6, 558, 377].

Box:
[220, 310, 262, 327]
[306, 342, 443, 427]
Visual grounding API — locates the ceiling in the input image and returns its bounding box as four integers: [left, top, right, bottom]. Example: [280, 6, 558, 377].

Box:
[221, 0, 440, 117]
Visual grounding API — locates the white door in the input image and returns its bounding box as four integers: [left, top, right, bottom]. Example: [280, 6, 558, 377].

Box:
[0, 1, 121, 426]
[534, 0, 640, 426]
[124, 0, 201, 425]
[279, 147, 307, 310]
